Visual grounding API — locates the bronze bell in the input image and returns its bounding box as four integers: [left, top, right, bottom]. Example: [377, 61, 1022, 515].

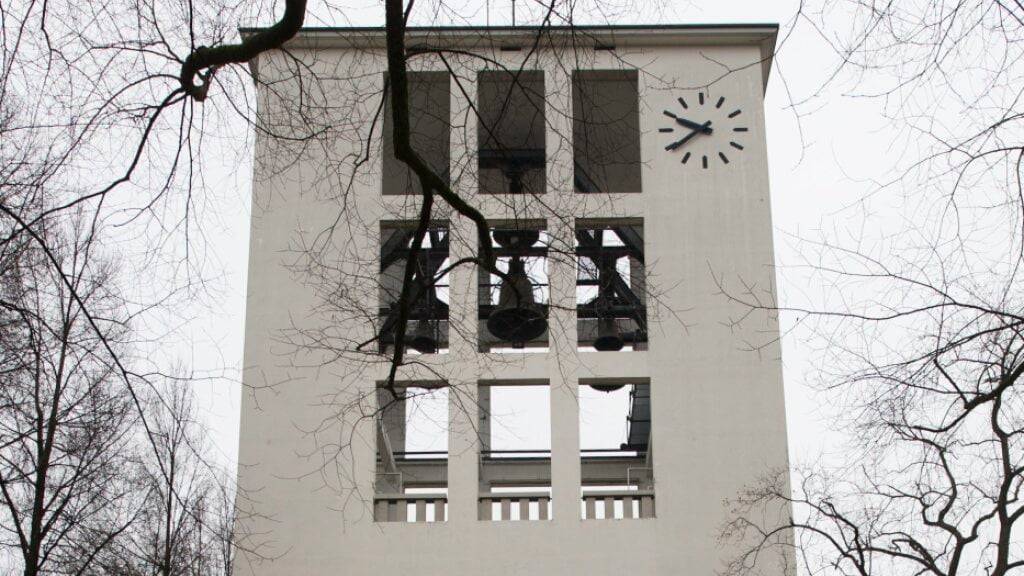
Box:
[492, 229, 539, 249]
[487, 256, 547, 343]
[589, 382, 626, 393]
[507, 165, 524, 194]
[407, 319, 438, 354]
[592, 315, 625, 352]
[405, 279, 440, 354]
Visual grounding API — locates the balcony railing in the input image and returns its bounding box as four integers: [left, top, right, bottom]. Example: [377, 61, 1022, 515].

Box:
[374, 493, 447, 523]
[581, 490, 654, 520]
[479, 491, 552, 521]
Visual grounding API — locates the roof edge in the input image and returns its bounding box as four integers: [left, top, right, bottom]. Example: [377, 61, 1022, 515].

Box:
[239, 23, 780, 88]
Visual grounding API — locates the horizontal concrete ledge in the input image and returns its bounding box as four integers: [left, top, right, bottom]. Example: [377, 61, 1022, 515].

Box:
[241, 24, 779, 51]
[374, 351, 650, 382]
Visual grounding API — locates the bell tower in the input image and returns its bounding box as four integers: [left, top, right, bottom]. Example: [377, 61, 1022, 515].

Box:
[237, 24, 792, 576]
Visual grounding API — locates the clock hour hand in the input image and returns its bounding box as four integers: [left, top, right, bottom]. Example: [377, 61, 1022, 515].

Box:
[675, 117, 713, 134]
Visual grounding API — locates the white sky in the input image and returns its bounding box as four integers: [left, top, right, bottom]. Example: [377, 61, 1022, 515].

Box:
[488, 385, 552, 452]
[188, 0, 890, 471]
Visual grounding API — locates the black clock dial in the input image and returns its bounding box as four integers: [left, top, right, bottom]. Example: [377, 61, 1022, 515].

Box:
[660, 91, 748, 169]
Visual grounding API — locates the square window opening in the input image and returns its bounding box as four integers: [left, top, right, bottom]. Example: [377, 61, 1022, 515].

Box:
[382, 71, 451, 195]
[477, 70, 546, 195]
[576, 221, 647, 351]
[573, 70, 641, 194]
[374, 383, 449, 522]
[579, 380, 654, 519]
[478, 383, 552, 521]
[379, 222, 450, 355]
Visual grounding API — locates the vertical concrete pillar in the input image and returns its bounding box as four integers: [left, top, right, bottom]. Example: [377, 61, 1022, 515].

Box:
[544, 62, 581, 523]
[448, 379, 478, 524]
[446, 66, 480, 524]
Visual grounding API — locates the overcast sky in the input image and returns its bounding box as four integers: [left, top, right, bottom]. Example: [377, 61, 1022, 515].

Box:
[189, 0, 895, 469]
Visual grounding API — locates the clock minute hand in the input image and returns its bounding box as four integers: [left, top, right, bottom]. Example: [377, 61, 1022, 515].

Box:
[675, 117, 713, 134]
[665, 127, 699, 151]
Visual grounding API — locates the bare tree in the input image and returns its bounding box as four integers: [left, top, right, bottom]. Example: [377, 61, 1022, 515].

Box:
[0, 213, 138, 576]
[720, 2, 1024, 575]
[2, 85, 240, 576]
[95, 382, 236, 576]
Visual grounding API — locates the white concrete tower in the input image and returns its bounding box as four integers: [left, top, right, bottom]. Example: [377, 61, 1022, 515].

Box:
[237, 24, 791, 576]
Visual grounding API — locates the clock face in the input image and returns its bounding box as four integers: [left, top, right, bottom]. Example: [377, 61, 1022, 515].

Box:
[660, 91, 748, 169]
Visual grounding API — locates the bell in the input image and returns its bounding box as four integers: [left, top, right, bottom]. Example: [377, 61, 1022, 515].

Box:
[508, 167, 524, 194]
[589, 382, 626, 393]
[592, 316, 624, 352]
[501, 158, 528, 194]
[406, 319, 438, 354]
[493, 229, 539, 249]
[487, 257, 547, 343]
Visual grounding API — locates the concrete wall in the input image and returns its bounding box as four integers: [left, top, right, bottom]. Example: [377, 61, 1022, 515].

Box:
[237, 28, 791, 576]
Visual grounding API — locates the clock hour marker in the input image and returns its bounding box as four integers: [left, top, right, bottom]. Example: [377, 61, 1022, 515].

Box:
[681, 152, 691, 164]
[702, 155, 708, 169]
[659, 127, 674, 133]
[733, 127, 748, 132]
[719, 152, 729, 164]
[663, 110, 678, 119]
[698, 92, 705, 105]
[728, 109, 742, 118]
[716, 96, 725, 108]
[677, 97, 688, 109]
[730, 141, 744, 150]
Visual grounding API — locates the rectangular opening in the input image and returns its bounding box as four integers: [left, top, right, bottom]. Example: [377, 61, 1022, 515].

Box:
[576, 221, 647, 351]
[579, 380, 654, 519]
[479, 225, 549, 352]
[374, 383, 449, 523]
[382, 71, 451, 195]
[477, 70, 546, 195]
[572, 70, 641, 193]
[478, 382, 552, 521]
[379, 222, 450, 354]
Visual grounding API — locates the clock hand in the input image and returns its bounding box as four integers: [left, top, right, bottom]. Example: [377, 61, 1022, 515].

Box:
[675, 117, 713, 134]
[664, 131, 689, 151]
[664, 121, 713, 151]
